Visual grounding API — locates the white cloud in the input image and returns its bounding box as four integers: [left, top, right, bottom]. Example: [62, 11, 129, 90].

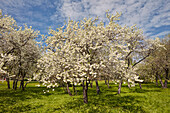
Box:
[150, 31, 170, 39]
[53, 0, 169, 37]
[0, 0, 169, 37]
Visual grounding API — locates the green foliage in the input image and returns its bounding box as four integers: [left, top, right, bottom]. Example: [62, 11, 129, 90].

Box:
[0, 81, 170, 113]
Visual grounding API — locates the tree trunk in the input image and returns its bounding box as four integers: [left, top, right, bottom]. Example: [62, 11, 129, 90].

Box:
[13, 79, 16, 89]
[107, 78, 110, 88]
[14, 79, 18, 90]
[157, 74, 164, 88]
[155, 74, 158, 86]
[118, 80, 123, 94]
[164, 79, 168, 88]
[61, 81, 67, 93]
[104, 76, 107, 85]
[90, 80, 93, 88]
[73, 83, 77, 96]
[86, 80, 89, 90]
[82, 80, 88, 103]
[66, 83, 72, 96]
[128, 82, 131, 88]
[164, 68, 169, 88]
[95, 80, 100, 94]
[24, 82, 28, 88]
[139, 83, 142, 89]
[20, 79, 25, 91]
[19, 81, 22, 89]
[19, 78, 24, 89]
[6, 77, 10, 89]
[21, 72, 26, 91]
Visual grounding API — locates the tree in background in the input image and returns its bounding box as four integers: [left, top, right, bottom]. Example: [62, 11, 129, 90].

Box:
[0, 9, 41, 90]
[137, 34, 169, 88]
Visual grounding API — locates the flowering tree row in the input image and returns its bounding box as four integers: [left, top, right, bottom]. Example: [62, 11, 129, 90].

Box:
[0, 9, 166, 103]
[34, 12, 163, 103]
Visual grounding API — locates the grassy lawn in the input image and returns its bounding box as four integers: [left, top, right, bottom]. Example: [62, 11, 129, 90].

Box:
[0, 81, 170, 113]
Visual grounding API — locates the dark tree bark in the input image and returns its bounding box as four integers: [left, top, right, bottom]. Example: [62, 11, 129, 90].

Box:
[157, 73, 164, 88]
[72, 83, 77, 96]
[12, 78, 18, 90]
[95, 80, 100, 94]
[104, 76, 107, 85]
[61, 81, 67, 93]
[82, 80, 88, 103]
[21, 72, 26, 91]
[164, 68, 169, 88]
[19, 77, 24, 90]
[21, 79, 25, 91]
[155, 74, 158, 86]
[118, 80, 123, 94]
[6, 77, 10, 89]
[90, 80, 93, 88]
[14, 79, 18, 90]
[107, 78, 110, 88]
[66, 83, 72, 96]
[13, 79, 16, 89]
[86, 80, 89, 90]
[19, 81, 22, 89]
[139, 83, 142, 89]
[164, 81, 168, 88]
[21, 72, 27, 91]
[132, 53, 150, 68]
[24, 82, 28, 88]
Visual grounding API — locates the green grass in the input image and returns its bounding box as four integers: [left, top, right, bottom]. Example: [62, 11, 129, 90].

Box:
[0, 81, 170, 113]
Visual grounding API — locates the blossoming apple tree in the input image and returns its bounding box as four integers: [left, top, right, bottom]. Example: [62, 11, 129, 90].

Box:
[34, 12, 163, 103]
[0, 9, 41, 90]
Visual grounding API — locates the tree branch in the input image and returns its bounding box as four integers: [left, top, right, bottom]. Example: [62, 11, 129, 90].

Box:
[132, 52, 150, 68]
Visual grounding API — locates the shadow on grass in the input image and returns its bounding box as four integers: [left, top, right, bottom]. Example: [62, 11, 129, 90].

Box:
[53, 82, 170, 112]
[142, 82, 170, 88]
[0, 81, 169, 112]
[57, 92, 146, 112]
[129, 88, 162, 93]
[52, 84, 149, 113]
[0, 85, 66, 107]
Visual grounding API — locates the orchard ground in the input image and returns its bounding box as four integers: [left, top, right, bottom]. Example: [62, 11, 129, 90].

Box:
[0, 81, 170, 113]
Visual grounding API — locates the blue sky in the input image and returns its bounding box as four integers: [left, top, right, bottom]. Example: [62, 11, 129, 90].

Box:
[0, 0, 169, 38]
